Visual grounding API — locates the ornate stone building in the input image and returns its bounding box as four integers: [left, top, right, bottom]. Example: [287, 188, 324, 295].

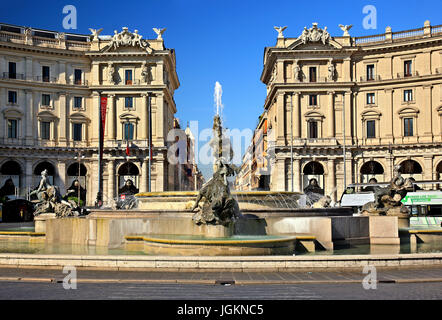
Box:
[0, 23, 195, 205]
[260, 21, 442, 200]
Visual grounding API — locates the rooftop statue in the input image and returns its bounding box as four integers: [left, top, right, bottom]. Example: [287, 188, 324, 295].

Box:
[153, 28, 166, 40]
[274, 26, 287, 39]
[105, 27, 151, 52]
[338, 24, 353, 37]
[88, 28, 103, 41]
[299, 23, 330, 45]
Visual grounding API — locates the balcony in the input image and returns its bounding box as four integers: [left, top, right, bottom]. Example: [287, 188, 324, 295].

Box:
[359, 75, 382, 82]
[68, 79, 89, 86]
[124, 79, 141, 85]
[2, 72, 25, 80]
[396, 71, 419, 79]
[34, 76, 58, 83]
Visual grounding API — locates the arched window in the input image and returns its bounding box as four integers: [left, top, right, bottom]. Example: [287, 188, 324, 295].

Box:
[360, 161, 384, 183]
[399, 160, 423, 181]
[436, 161, 442, 181]
[303, 161, 325, 191]
[67, 163, 87, 189]
[0, 160, 22, 194]
[118, 162, 139, 191]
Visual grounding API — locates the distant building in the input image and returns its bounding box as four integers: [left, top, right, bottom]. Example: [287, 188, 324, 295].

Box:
[259, 21, 442, 200]
[0, 23, 185, 205]
[171, 119, 204, 191]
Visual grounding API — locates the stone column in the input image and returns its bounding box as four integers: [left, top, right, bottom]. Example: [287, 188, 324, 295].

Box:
[344, 92, 352, 139]
[91, 92, 100, 143]
[57, 162, 66, 194]
[58, 61, 66, 84]
[58, 92, 67, 143]
[25, 159, 33, 194]
[107, 94, 115, 140]
[343, 59, 351, 82]
[140, 94, 148, 140]
[91, 62, 99, 85]
[155, 61, 164, 85]
[276, 92, 285, 144]
[141, 159, 148, 193]
[424, 156, 433, 181]
[107, 160, 115, 201]
[155, 94, 164, 145]
[327, 159, 336, 202]
[275, 158, 286, 191]
[292, 92, 300, 139]
[327, 91, 335, 138]
[276, 60, 284, 83]
[24, 90, 34, 145]
[25, 56, 33, 81]
[154, 158, 164, 192]
[293, 158, 301, 192]
[423, 85, 433, 137]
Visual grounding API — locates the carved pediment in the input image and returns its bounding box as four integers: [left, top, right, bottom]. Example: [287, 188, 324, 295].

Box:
[102, 27, 152, 53]
[37, 110, 58, 120]
[288, 38, 343, 50]
[2, 108, 23, 118]
[288, 23, 342, 50]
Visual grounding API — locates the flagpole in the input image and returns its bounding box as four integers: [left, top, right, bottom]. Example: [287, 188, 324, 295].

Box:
[148, 93, 152, 192]
[96, 90, 103, 207]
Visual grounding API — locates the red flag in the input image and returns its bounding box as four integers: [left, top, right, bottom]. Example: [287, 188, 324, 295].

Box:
[100, 96, 108, 138]
[126, 140, 130, 156]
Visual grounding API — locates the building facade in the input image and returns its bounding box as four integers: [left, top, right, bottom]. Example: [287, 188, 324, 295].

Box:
[0, 23, 195, 205]
[259, 21, 442, 200]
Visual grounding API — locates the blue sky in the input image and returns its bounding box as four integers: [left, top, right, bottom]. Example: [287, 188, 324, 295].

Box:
[2, 0, 441, 178]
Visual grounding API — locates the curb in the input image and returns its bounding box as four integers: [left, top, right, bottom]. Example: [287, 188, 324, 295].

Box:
[0, 277, 441, 285]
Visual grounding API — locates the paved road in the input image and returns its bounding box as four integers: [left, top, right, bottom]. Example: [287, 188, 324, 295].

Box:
[0, 266, 441, 301]
[0, 281, 441, 300]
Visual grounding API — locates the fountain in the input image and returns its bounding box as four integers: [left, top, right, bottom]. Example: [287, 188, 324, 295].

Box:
[34, 82, 374, 256]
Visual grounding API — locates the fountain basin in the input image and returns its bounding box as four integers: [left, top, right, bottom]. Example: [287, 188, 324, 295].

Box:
[135, 191, 304, 211]
[124, 234, 297, 256]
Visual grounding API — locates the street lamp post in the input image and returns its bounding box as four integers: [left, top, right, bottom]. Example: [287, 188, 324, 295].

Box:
[290, 93, 294, 192]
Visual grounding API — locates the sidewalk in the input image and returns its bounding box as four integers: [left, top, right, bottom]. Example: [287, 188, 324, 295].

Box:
[1, 266, 442, 285]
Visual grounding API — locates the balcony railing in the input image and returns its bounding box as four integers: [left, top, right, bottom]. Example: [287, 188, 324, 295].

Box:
[68, 79, 89, 86]
[392, 28, 424, 40]
[396, 71, 419, 79]
[34, 76, 58, 83]
[2, 72, 25, 80]
[124, 79, 141, 85]
[359, 75, 382, 82]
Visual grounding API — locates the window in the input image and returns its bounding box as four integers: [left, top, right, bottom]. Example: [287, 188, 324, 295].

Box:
[42, 94, 51, 106]
[40, 121, 50, 140]
[7, 119, 18, 138]
[404, 89, 413, 102]
[404, 60, 412, 77]
[124, 122, 134, 140]
[125, 97, 133, 109]
[74, 69, 82, 85]
[8, 91, 17, 104]
[8, 62, 16, 79]
[404, 118, 413, 137]
[125, 70, 133, 85]
[74, 97, 82, 109]
[366, 93, 375, 105]
[309, 95, 318, 106]
[366, 64, 375, 80]
[366, 120, 376, 138]
[73, 123, 82, 141]
[309, 67, 317, 82]
[308, 121, 318, 139]
[42, 66, 50, 82]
